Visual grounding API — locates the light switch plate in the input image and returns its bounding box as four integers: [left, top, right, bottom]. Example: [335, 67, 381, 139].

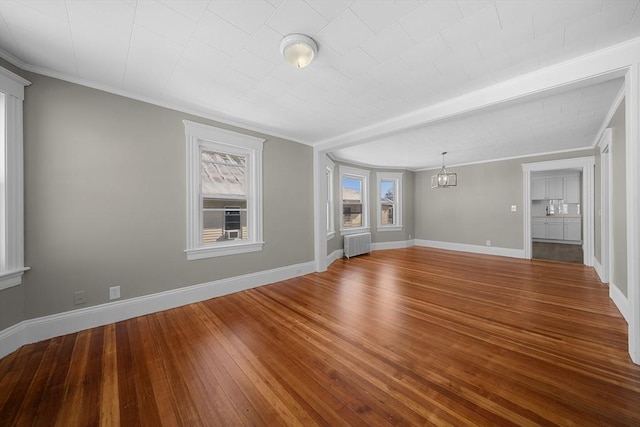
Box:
[511, 205, 517, 212]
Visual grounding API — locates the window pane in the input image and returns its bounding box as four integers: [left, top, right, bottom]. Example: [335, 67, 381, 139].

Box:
[203, 201, 248, 243]
[342, 176, 363, 228]
[380, 180, 395, 225]
[201, 150, 246, 197]
[201, 150, 248, 243]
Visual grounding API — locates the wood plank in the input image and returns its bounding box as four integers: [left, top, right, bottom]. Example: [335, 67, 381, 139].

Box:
[0, 247, 639, 425]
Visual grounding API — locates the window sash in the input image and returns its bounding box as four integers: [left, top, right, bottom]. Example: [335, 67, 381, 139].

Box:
[184, 120, 264, 260]
[0, 67, 30, 290]
[339, 166, 370, 234]
[377, 172, 403, 231]
[325, 161, 335, 237]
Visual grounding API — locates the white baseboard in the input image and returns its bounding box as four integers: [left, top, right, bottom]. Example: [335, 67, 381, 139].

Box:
[414, 239, 526, 259]
[0, 260, 316, 359]
[327, 239, 415, 266]
[371, 239, 414, 251]
[593, 258, 605, 283]
[327, 249, 344, 266]
[609, 282, 630, 323]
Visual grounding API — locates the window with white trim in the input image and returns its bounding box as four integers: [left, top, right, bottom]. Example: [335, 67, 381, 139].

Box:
[325, 157, 335, 239]
[0, 67, 30, 290]
[377, 172, 403, 231]
[339, 165, 369, 235]
[184, 120, 264, 260]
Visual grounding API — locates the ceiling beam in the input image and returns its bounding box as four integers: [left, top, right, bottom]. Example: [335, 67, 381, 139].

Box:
[315, 37, 640, 152]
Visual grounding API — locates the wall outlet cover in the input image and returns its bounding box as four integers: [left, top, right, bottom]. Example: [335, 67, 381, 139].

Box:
[74, 290, 86, 305]
[109, 286, 121, 300]
[511, 205, 517, 212]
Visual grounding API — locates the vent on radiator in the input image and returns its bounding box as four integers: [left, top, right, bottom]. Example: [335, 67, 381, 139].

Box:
[344, 232, 371, 259]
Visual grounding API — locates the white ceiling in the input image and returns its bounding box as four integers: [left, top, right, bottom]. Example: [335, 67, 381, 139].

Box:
[0, 0, 637, 169]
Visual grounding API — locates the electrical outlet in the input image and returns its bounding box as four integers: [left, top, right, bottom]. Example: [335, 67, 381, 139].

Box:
[109, 286, 120, 300]
[74, 290, 86, 305]
[486, 240, 492, 246]
[511, 205, 517, 212]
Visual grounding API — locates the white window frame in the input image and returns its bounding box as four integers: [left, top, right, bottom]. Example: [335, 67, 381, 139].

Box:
[0, 66, 30, 290]
[339, 165, 370, 235]
[325, 157, 335, 239]
[184, 120, 264, 260]
[377, 172, 403, 232]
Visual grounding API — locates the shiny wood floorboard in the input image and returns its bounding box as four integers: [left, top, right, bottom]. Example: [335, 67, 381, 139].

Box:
[1, 247, 639, 426]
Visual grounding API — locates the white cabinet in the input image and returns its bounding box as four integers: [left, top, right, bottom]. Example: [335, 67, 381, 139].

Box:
[563, 218, 581, 241]
[564, 176, 580, 203]
[532, 217, 582, 241]
[532, 218, 546, 239]
[546, 177, 564, 199]
[532, 178, 546, 200]
[531, 175, 580, 201]
[547, 218, 564, 239]
[531, 177, 564, 200]
[532, 217, 564, 239]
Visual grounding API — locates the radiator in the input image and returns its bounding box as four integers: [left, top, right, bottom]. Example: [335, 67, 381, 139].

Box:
[344, 232, 371, 259]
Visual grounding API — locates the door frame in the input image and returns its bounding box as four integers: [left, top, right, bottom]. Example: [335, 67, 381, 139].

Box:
[522, 157, 595, 265]
[598, 129, 613, 283]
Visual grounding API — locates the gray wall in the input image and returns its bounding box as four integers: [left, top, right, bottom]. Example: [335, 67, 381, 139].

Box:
[1, 70, 313, 328]
[414, 150, 594, 249]
[610, 102, 627, 296]
[327, 160, 414, 256]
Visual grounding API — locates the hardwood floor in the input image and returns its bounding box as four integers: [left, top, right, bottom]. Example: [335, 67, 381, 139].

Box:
[1, 247, 639, 426]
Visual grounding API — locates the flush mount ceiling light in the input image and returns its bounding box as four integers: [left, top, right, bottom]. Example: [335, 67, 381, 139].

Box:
[280, 34, 318, 68]
[431, 152, 458, 188]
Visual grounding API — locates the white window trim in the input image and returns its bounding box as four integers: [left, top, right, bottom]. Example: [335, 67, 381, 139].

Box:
[326, 157, 335, 240]
[0, 66, 31, 290]
[184, 120, 264, 260]
[339, 165, 370, 236]
[376, 172, 403, 232]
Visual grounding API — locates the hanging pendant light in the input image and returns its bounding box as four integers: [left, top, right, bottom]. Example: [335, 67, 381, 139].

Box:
[431, 152, 457, 188]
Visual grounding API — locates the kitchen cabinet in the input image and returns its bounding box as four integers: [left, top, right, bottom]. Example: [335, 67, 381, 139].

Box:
[532, 218, 546, 239]
[532, 217, 582, 241]
[531, 175, 580, 201]
[546, 177, 564, 199]
[532, 178, 547, 200]
[564, 176, 580, 203]
[564, 218, 581, 241]
[532, 177, 564, 200]
[532, 217, 564, 239]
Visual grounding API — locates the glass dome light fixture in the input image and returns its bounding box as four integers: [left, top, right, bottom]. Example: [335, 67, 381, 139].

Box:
[280, 34, 318, 68]
[431, 152, 457, 188]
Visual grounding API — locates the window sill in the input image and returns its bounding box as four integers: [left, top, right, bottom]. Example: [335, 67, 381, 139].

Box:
[0, 267, 30, 291]
[340, 227, 371, 236]
[327, 231, 336, 240]
[186, 242, 264, 260]
[377, 226, 403, 232]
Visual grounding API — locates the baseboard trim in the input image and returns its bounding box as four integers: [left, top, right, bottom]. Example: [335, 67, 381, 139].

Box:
[327, 249, 344, 266]
[609, 281, 630, 323]
[371, 239, 414, 251]
[593, 258, 604, 283]
[414, 239, 526, 259]
[327, 239, 415, 266]
[0, 260, 316, 359]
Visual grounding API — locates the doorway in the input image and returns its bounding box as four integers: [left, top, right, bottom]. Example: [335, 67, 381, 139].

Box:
[530, 169, 583, 263]
[522, 157, 595, 266]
